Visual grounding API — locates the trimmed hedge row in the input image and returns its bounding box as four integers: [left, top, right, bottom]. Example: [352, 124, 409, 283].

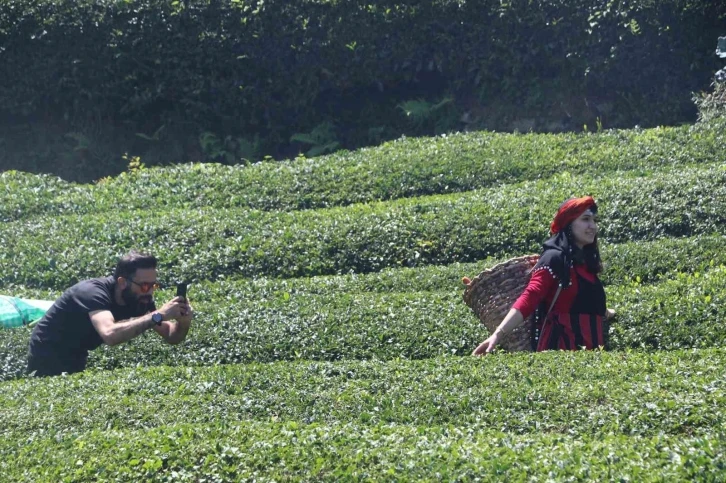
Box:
[2, 120, 725, 222]
[609, 266, 726, 351]
[4, 423, 724, 482]
[2, 254, 724, 381]
[2, 350, 725, 436]
[3, 234, 724, 297]
[58, 264, 726, 367]
[0, 232, 726, 380]
[1, 164, 724, 289]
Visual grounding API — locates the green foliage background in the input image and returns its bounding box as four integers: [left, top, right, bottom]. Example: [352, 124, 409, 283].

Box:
[1, 0, 725, 180]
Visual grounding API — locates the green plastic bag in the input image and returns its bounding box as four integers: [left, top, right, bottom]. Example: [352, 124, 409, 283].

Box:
[0, 296, 53, 329]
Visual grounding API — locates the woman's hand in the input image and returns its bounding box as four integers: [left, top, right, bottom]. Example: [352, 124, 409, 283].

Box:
[472, 333, 499, 356]
[606, 308, 616, 321]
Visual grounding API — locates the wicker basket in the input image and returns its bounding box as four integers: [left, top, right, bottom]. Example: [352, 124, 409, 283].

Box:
[463, 254, 539, 352]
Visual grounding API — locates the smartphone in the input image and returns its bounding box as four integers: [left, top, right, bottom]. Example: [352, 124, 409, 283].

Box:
[176, 282, 187, 300]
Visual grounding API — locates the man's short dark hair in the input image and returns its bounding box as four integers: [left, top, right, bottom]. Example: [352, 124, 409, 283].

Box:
[113, 251, 157, 280]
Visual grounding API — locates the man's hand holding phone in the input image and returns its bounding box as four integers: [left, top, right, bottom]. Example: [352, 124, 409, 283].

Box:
[175, 282, 192, 321]
[152, 283, 193, 344]
[157, 297, 186, 321]
[176, 283, 187, 300]
[156, 283, 192, 321]
[175, 283, 191, 318]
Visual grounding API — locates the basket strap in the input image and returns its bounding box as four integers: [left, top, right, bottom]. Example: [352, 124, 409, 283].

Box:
[530, 286, 562, 351]
[545, 286, 562, 319]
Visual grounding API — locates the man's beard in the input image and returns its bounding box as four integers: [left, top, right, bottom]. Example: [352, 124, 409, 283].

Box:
[121, 286, 153, 315]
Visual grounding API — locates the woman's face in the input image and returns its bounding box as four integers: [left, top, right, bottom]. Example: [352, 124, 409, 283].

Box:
[570, 209, 598, 248]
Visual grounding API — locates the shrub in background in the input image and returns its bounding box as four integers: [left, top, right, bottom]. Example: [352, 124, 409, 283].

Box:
[694, 37, 726, 122]
[1, 0, 725, 180]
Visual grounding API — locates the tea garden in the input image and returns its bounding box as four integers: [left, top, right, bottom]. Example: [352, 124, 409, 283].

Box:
[1, 119, 725, 480]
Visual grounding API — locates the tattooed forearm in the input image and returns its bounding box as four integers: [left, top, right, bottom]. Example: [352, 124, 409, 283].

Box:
[102, 315, 155, 346]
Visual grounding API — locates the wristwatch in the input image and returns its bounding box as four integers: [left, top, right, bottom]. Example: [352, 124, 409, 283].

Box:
[151, 312, 163, 326]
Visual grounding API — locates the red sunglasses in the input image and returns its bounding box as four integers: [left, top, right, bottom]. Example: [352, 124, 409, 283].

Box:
[129, 279, 160, 293]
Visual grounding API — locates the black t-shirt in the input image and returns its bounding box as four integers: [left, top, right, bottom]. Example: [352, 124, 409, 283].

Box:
[28, 276, 155, 362]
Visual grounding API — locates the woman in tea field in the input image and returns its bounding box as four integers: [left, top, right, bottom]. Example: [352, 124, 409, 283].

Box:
[472, 196, 616, 355]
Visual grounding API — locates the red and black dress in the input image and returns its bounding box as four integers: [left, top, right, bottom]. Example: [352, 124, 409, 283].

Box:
[512, 255, 607, 351]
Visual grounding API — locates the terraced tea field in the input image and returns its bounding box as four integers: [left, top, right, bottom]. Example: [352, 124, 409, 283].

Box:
[1, 120, 725, 480]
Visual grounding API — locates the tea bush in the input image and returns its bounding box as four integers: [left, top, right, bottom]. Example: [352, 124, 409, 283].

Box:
[5, 424, 725, 481]
[2, 120, 724, 222]
[2, 349, 725, 436]
[2, 351, 725, 481]
[1, 241, 725, 380]
[1, 163, 724, 288]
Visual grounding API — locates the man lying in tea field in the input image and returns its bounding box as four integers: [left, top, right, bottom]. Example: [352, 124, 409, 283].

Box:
[26, 251, 193, 377]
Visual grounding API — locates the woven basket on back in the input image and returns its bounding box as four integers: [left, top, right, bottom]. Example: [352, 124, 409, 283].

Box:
[463, 254, 539, 352]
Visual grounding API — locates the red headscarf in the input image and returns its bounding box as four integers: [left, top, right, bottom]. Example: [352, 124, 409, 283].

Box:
[550, 196, 596, 235]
